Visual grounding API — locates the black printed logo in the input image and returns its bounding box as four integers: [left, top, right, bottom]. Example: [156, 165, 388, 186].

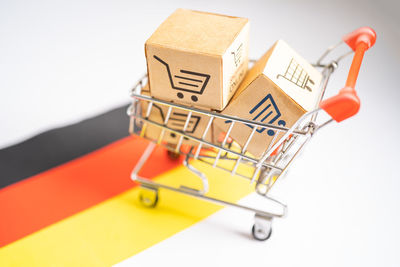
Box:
[153, 55, 210, 102]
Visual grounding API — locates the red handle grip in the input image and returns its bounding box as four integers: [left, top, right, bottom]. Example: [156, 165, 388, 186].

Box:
[320, 27, 376, 122]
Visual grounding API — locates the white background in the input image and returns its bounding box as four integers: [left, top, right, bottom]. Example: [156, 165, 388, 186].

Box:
[1, 0, 400, 266]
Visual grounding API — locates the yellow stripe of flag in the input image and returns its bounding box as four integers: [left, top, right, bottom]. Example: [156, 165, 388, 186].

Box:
[0, 161, 254, 267]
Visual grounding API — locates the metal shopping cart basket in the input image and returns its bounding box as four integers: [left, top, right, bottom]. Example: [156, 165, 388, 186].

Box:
[127, 27, 376, 241]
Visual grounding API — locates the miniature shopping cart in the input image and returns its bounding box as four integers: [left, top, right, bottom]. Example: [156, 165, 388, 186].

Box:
[127, 27, 376, 241]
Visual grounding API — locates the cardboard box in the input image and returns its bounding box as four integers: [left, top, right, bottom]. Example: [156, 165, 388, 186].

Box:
[214, 40, 323, 158]
[145, 9, 249, 111]
[139, 84, 213, 146]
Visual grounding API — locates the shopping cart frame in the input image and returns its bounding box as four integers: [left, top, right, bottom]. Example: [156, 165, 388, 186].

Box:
[127, 27, 376, 241]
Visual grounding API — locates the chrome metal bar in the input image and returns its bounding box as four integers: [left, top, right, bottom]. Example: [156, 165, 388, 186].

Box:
[131, 142, 156, 181]
[131, 113, 283, 171]
[266, 129, 280, 153]
[250, 165, 262, 184]
[276, 134, 313, 180]
[130, 73, 147, 96]
[317, 118, 334, 130]
[145, 101, 153, 118]
[213, 121, 235, 167]
[231, 126, 257, 175]
[158, 106, 173, 144]
[134, 176, 286, 218]
[310, 65, 334, 122]
[256, 109, 321, 168]
[175, 111, 192, 153]
[139, 123, 148, 138]
[315, 40, 343, 67]
[274, 136, 298, 165]
[139, 101, 154, 138]
[130, 94, 307, 136]
[253, 129, 281, 175]
[129, 117, 134, 135]
[265, 170, 276, 191]
[194, 116, 214, 159]
[336, 50, 353, 64]
[183, 157, 209, 195]
[197, 157, 254, 181]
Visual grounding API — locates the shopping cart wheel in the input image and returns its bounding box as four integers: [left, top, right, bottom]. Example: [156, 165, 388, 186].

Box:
[252, 215, 273, 241]
[252, 224, 272, 241]
[139, 186, 159, 208]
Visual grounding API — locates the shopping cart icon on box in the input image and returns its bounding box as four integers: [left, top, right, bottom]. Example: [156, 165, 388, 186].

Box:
[231, 43, 243, 67]
[153, 55, 210, 102]
[277, 58, 315, 92]
[248, 94, 286, 136]
[147, 104, 201, 138]
[224, 94, 286, 136]
[168, 112, 201, 134]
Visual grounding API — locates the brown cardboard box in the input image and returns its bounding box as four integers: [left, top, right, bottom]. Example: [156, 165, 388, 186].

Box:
[214, 40, 323, 158]
[140, 84, 213, 146]
[145, 9, 249, 111]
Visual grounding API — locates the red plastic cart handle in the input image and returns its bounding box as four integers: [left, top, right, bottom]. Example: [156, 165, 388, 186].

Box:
[320, 27, 376, 122]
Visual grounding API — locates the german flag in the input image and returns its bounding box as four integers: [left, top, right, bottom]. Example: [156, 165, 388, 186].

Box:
[0, 105, 253, 266]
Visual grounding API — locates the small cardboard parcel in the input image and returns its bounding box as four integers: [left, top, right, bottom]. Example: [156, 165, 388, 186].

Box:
[214, 40, 323, 158]
[139, 83, 213, 147]
[145, 9, 249, 111]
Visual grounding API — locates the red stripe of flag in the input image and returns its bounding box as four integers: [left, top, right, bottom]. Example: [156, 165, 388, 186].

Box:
[0, 136, 181, 247]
